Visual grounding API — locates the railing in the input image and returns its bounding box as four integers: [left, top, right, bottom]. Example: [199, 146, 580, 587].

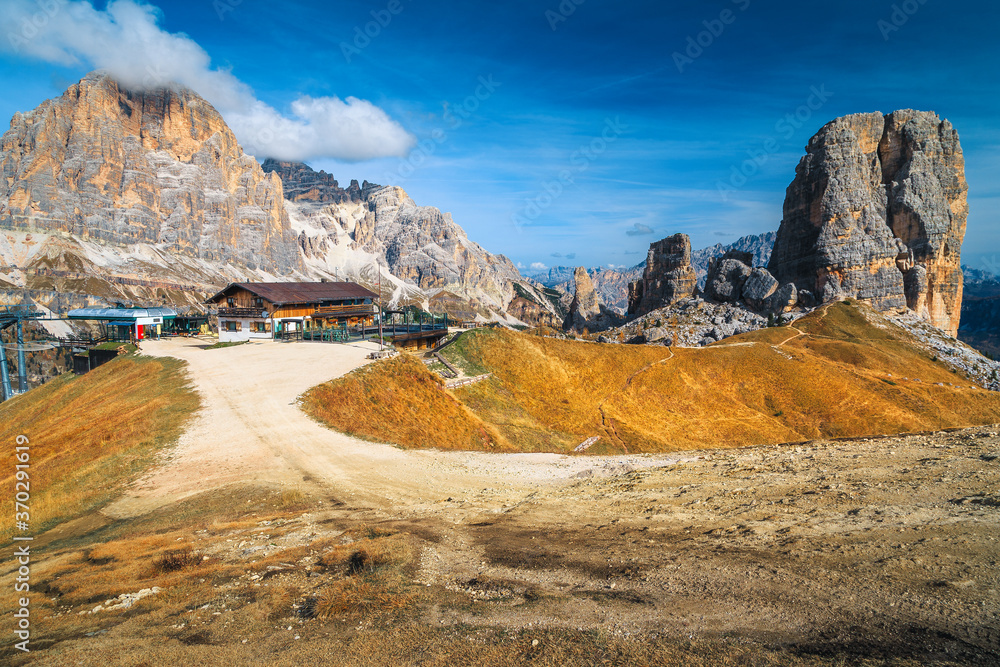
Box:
[314, 304, 378, 315]
[303, 329, 351, 342]
[446, 374, 492, 389]
[217, 308, 268, 318]
[56, 335, 109, 348]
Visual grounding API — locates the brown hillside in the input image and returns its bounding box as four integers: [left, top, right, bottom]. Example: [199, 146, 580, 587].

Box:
[301, 354, 510, 452]
[0, 355, 199, 544]
[304, 302, 1000, 453]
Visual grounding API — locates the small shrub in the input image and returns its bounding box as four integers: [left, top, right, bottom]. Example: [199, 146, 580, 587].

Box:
[154, 549, 200, 573]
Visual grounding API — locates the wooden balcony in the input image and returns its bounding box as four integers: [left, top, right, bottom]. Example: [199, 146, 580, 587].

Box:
[312, 304, 378, 318]
[217, 307, 268, 318]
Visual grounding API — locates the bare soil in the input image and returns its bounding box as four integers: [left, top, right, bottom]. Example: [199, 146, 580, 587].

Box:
[24, 338, 1000, 664]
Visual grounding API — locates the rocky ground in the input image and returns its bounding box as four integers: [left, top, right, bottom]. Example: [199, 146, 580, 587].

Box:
[18, 425, 1000, 665]
[596, 297, 800, 347]
[872, 311, 1000, 392]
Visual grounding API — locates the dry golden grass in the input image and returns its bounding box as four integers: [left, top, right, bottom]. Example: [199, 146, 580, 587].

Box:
[0, 355, 199, 543]
[301, 354, 512, 451]
[303, 302, 1000, 454]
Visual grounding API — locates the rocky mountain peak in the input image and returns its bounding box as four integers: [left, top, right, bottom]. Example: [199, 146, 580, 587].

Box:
[769, 109, 966, 336]
[564, 267, 601, 331]
[0, 70, 300, 273]
[627, 233, 697, 316]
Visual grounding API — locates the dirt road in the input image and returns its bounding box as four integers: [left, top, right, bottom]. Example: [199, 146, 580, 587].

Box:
[100, 339, 1000, 662]
[107, 338, 689, 519]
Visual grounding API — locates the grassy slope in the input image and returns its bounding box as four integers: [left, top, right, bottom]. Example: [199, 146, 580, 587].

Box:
[305, 302, 1000, 454]
[0, 355, 199, 544]
[301, 354, 511, 451]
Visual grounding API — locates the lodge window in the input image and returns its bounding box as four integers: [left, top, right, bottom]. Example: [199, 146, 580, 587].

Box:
[227, 297, 235, 307]
[253, 297, 264, 308]
[253, 322, 266, 333]
[224, 321, 240, 332]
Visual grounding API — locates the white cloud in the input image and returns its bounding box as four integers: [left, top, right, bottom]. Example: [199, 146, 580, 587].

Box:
[529, 262, 548, 271]
[0, 0, 415, 162]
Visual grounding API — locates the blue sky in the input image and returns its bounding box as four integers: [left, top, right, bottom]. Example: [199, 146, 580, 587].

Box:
[1, 0, 998, 274]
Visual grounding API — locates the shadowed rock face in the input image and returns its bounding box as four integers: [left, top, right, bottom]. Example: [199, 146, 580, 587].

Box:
[261, 159, 378, 204]
[0, 72, 301, 273]
[769, 110, 967, 336]
[627, 233, 698, 316]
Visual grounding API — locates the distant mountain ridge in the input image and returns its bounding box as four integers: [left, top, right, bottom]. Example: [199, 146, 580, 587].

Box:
[266, 160, 562, 324]
[0, 72, 562, 327]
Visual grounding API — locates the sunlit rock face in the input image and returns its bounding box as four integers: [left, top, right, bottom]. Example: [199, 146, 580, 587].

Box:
[769, 110, 967, 336]
[0, 71, 301, 273]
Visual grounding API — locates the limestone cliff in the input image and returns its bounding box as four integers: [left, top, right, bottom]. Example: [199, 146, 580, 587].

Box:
[0, 72, 300, 273]
[0, 75, 561, 326]
[769, 110, 966, 336]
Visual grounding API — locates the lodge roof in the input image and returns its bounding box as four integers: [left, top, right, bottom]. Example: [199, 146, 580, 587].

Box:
[68, 307, 178, 321]
[206, 282, 377, 306]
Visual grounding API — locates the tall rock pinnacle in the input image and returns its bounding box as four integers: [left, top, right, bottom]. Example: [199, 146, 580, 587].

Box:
[768, 110, 967, 336]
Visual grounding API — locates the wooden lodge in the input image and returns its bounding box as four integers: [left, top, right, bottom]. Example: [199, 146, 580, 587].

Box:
[206, 282, 379, 343]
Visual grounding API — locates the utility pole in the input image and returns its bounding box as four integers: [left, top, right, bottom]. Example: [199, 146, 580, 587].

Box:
[377, 260, 384, 352]
[16, 319, 27, 393]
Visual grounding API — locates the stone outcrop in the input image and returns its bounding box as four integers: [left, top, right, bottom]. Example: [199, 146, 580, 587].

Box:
[627, 234, 698, 316]
[691, 232, 777, 289]
[704, 251, 753, 303]
[769, 110, 967, 336]
[0, 72, 301, 274]
[564, 266, 603, 331]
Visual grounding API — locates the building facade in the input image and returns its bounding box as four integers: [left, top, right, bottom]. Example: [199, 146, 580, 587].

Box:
[206, 282, 379, 343]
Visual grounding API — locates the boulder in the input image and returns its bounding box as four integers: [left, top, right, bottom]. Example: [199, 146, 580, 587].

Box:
[765, 282, 799, 314]
[742, 268, 779, 310]
[705, 258, 752, 303]
[644, 327, 669, 343]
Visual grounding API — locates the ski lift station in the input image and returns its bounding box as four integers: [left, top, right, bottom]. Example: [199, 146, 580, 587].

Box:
[67, 306, 178, 341]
